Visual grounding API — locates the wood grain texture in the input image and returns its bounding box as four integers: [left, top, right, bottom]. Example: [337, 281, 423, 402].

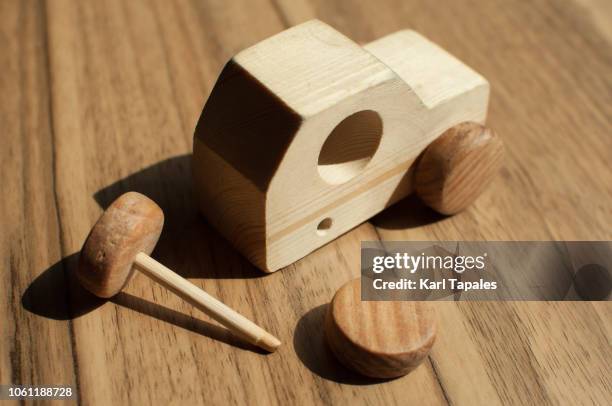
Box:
[325, 278, 436, 378]
[77, 192, 164, 298]
[76, 190, 281, 351]
[133, 252, 282, 352]
[193, 21, 488, 272]
[415, 122, 504, 215]
[3, 0, 611, 405]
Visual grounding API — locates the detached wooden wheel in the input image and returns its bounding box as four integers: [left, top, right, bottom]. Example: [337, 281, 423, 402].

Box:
[325, 278, 436, 379]
[415, 122, 504, 215]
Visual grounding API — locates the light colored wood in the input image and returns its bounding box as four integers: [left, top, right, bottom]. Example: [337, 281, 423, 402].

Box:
[325, 278, 436, 378]
[133, 252, 281, 352]
[4, 0, 611, 405]
[78, 192, 280, 352]
[415, 122, 504, 214]
[193, 20, 490, 272]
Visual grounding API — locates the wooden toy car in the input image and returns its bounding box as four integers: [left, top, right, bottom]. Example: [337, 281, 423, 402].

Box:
[192, 20, 503, 272]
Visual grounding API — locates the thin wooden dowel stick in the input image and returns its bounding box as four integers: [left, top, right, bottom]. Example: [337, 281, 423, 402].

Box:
[133, 252, 281, 352]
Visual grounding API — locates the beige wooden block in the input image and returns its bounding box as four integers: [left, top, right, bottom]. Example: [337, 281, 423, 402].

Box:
[193, 20, 491, 272]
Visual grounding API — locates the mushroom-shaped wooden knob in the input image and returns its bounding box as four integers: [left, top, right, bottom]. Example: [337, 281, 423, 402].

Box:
[415, 122, 504, 215]
[77, 192, 281, 352]
[325, 278, 436, 379]
[78, 191, 164, 297]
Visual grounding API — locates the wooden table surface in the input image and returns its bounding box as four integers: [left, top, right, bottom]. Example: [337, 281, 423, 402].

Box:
[2, 0, 611, 405]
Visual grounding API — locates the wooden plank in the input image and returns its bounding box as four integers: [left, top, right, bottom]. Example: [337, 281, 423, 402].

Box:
[299, 0, 611, 404]
[2, 0, 610, 404]
[43, 0, 446, 404]
[0, 0, 77, 402]
[277, 0, 612, 404]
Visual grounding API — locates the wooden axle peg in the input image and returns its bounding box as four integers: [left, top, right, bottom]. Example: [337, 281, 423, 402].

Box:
[77, 192, 281, 352]
[325, 278, 436, 379]
[415, 122, 504, 215]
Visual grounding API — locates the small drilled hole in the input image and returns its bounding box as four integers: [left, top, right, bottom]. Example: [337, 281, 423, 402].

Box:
[317, 218, 333, 236]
